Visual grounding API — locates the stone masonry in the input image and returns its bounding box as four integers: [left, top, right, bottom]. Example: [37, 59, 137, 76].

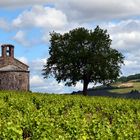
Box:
[0, 44, 29, 91]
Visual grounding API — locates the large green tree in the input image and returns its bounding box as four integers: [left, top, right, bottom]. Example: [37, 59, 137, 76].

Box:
[43, 26, 124, 95]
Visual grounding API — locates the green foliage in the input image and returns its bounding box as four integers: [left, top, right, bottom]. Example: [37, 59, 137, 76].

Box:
[43, 26, 124, 95]
[0, 91, 140, 139]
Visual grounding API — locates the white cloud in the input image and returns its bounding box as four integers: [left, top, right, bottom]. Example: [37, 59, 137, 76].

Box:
[100, 19, 140, 76]
[55, 0, 140, 22]
[29, 58, 69, 93]
[13, 29, 44, 47]
[1, 0, 140, 22]
[2, 0, 140, 23]
[42, 32, 50, 43]
[112, 31, 140, 52]
[30, 74, 66, 93]
[13, 30, 30, 46]
[2, 1, 140, 26]
[0, 19, 9, 31]
[124, 60, 138, 67]
[122, 58, 140, 76]
[0, 0, 55, 8]
[17, 57, 28, 65]
[30, 58, 47, 72]
[4, 0, 139, 21]
[30, 75, 44, 86]
[104, 20, 140, 54]
[12, 5, 68, 30]
[108, 20, 140, 34]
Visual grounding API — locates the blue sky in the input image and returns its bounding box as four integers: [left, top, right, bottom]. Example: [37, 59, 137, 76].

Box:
[0, 0, 140, 93]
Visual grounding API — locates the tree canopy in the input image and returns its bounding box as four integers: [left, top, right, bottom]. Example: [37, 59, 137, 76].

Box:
[43, 26, 124, 95]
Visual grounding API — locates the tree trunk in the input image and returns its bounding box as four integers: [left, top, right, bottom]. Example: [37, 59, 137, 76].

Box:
[83, 80, 89, 96]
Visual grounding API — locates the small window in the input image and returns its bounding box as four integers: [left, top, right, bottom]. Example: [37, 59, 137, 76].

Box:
[6, 47, 10, 56]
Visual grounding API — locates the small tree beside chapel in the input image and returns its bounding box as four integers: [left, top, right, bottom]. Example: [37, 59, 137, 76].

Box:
[43, 26, 124, 95]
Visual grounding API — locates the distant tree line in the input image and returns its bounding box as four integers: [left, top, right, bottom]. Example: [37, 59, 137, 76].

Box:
[117, 73, 140, 82]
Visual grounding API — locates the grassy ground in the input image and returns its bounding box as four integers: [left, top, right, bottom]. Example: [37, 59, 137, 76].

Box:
[81, 81, 140, 98]
[109, 82, 140, 94]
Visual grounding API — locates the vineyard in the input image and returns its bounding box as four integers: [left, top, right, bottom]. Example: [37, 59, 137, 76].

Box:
[0, 91, 140, 139]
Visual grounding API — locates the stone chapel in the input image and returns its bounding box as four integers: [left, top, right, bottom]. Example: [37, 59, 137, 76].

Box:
[0, 44, 29, 91]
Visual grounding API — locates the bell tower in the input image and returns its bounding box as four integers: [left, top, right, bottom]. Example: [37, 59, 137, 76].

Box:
[1, 44, 14, 58]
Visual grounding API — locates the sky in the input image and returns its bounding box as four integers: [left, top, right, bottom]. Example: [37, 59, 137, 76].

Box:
[0, 0, 140, 94]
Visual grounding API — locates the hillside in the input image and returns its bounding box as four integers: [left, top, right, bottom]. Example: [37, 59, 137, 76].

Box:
[0, 91, 140, 139]
[85, 73, 140, 97]
[117, 73, 140, 82]
[73, 81, 140, 97]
